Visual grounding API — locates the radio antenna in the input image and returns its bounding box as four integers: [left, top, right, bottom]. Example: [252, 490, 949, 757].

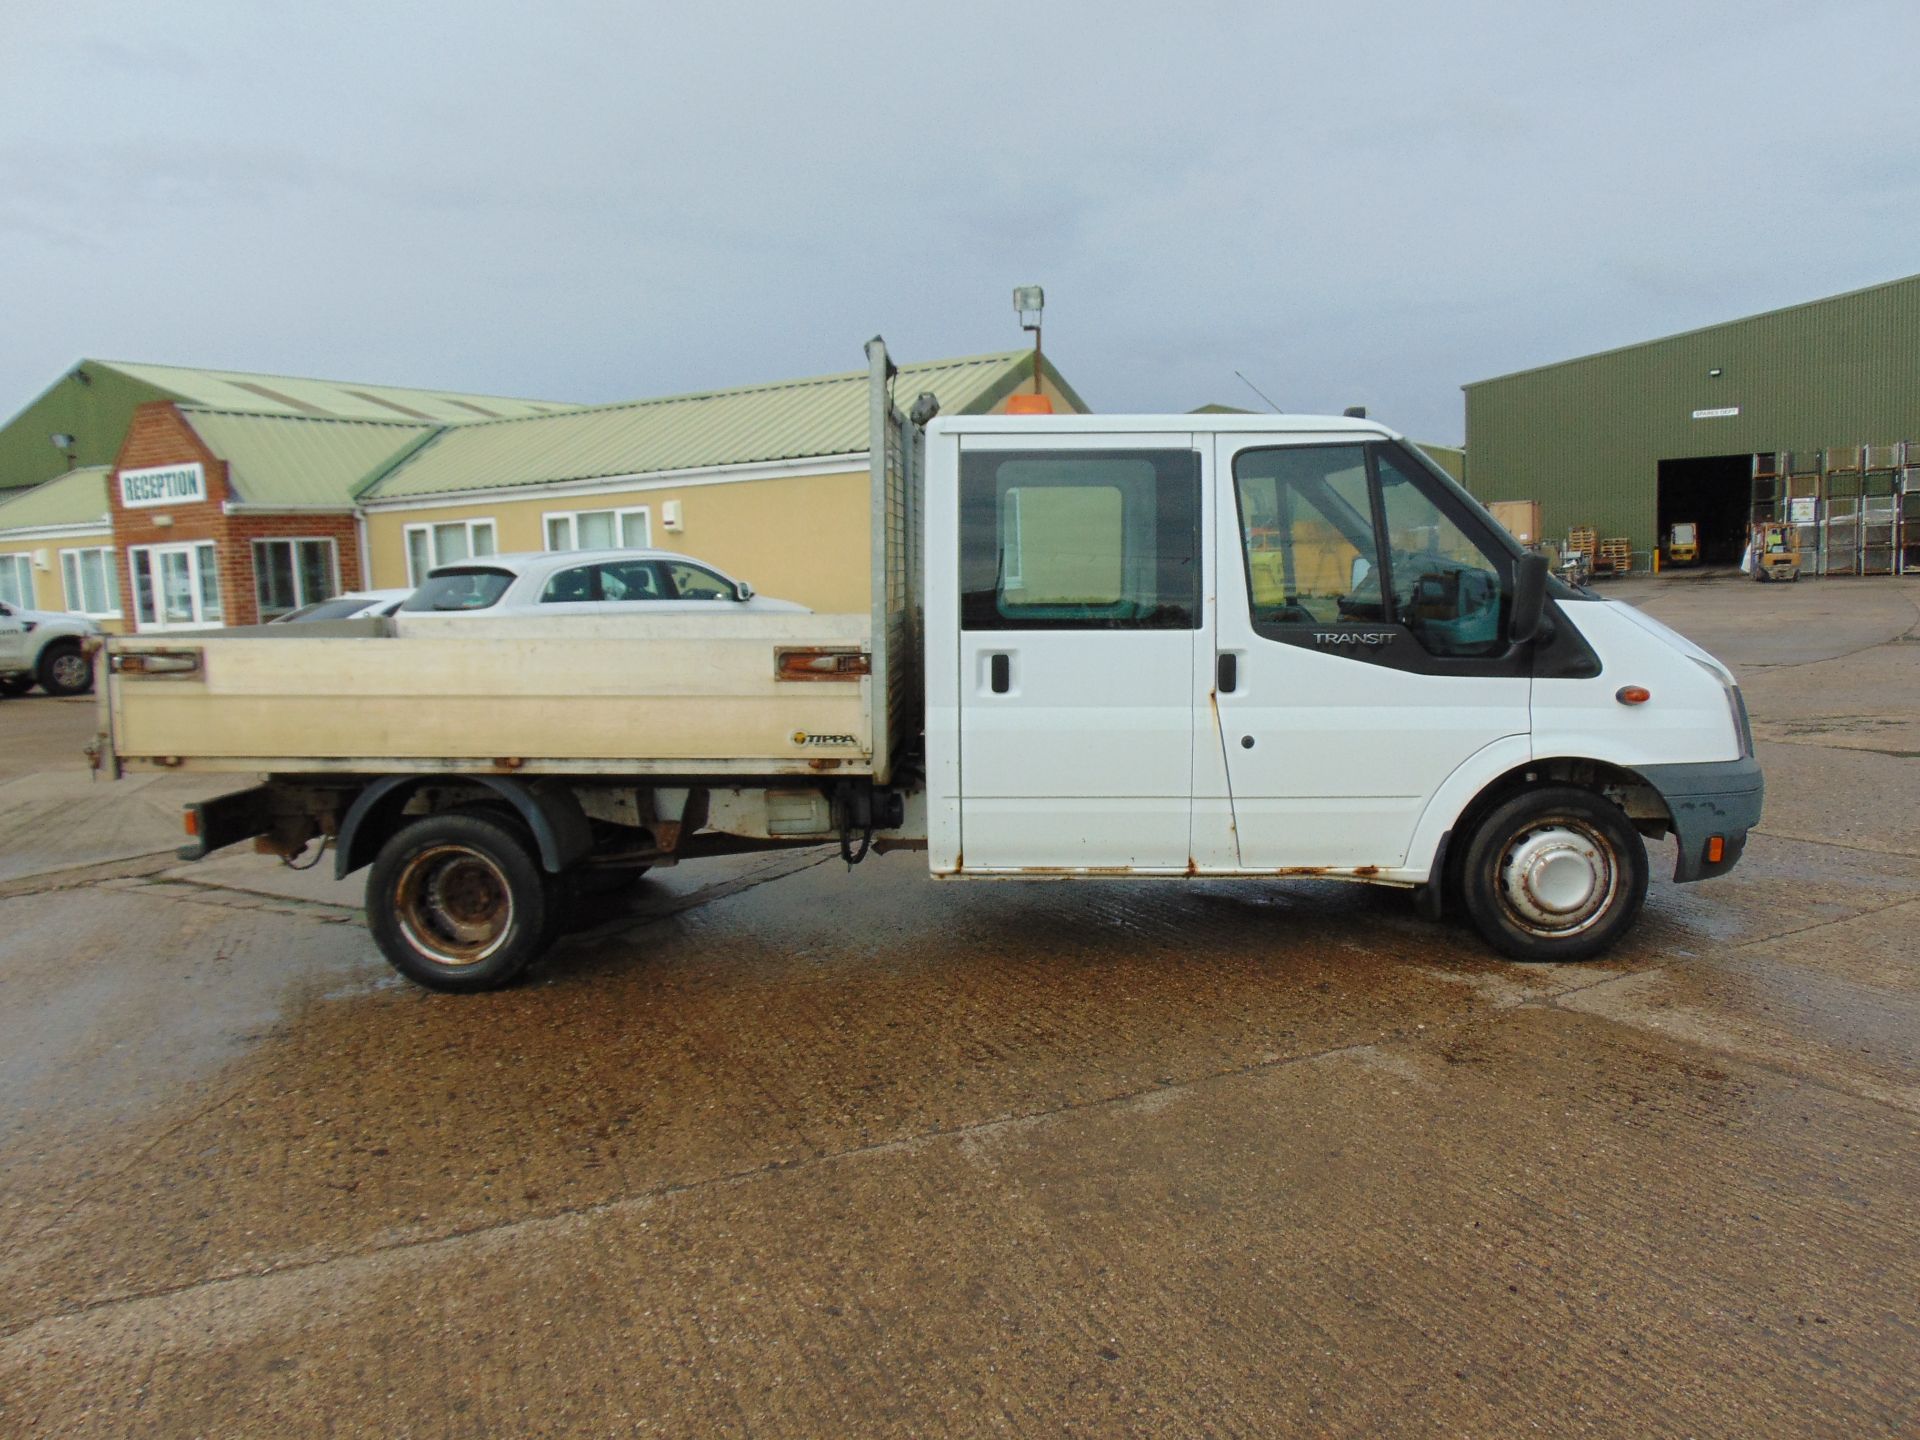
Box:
[1233, 370, 1283, 413]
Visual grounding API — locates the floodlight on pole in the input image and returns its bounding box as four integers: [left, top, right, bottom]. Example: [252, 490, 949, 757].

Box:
[1012, 285, 1044, 394]
[50, 432, 76, 470]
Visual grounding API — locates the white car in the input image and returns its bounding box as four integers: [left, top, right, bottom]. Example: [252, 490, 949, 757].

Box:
[0, 602, 101, 697]
[398, 550, 807, 617]
[269, 589, 414, 624]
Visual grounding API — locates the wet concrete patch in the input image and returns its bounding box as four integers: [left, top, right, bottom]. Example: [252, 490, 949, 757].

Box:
[5, 1005, 1915, 1439]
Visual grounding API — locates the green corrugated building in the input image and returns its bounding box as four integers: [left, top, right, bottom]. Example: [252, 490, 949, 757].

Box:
[1462, 272, 1920, 565]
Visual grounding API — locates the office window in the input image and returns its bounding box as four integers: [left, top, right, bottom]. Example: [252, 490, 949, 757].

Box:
[60, 547, 121, 617]
[543, 506, 650, 551]
[405, 520, 497, 583]
[253, 538, 339, 621]
[0, 553, 33, 610]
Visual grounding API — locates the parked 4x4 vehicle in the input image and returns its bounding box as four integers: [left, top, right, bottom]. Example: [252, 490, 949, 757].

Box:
[0, 602, 100, 697]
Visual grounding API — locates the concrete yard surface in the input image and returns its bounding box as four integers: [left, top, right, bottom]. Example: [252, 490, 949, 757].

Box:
[1, 578, 1917, 1437]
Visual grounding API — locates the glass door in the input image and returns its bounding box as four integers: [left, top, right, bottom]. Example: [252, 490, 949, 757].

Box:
[132, 542, 223, 631]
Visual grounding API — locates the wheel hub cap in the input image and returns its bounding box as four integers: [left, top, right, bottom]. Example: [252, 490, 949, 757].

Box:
[395, 845, 513, 966]
[1500, 824, 1615, 934]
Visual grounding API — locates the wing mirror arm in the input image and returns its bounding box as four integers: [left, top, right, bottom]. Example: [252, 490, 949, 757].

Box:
[1509, 552, 1549, 645]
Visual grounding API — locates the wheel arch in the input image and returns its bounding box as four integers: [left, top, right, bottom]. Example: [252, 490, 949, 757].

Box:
[335, 775, 592, 879]
[1416, 750, 1674, 895]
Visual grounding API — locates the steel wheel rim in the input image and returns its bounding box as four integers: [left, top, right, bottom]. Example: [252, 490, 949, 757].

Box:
[394, 843, 514, 967]
[1496, 819, 1618, 938]
[49, 652, 89, 690]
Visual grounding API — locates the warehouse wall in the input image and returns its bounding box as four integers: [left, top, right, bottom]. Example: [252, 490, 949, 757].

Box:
[1464, 274, 1920, 558]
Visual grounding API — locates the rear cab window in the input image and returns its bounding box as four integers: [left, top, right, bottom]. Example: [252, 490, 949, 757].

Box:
[959, 449, 1201, 629]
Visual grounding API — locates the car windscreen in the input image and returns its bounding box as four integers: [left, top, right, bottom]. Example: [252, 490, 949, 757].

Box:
[402, 568, 514, 612]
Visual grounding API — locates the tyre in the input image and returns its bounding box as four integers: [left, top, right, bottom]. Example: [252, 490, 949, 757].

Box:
[366, 812, 552, 992]
[1458, 785, 1649, 963]
[37, 642, 92, 697]
[0, 675, 32, 698]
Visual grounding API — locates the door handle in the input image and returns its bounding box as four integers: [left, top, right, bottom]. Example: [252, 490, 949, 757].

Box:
[990, 653, 1010, 694]
[1217, 653, 1238, 694]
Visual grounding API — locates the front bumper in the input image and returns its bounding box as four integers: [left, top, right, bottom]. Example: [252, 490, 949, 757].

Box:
[1638, 756, 1765, 882]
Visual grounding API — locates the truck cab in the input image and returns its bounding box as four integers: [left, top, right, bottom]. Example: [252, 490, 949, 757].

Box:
[923, 414, 1761, 959]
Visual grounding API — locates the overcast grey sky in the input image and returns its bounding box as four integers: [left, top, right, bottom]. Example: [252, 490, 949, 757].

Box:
[5, 0, 1918, 443]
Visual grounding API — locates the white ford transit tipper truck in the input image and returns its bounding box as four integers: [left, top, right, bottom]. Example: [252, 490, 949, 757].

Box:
[95, 339, 1762, 991]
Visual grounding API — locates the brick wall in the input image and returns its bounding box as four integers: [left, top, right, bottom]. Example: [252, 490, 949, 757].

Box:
[109, 402, 359, 627]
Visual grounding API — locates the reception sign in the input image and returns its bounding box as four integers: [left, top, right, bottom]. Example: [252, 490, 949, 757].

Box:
[120, 462, 207, 509]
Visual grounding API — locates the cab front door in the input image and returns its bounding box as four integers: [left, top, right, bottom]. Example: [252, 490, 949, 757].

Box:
[1211, 435, 1530, 870]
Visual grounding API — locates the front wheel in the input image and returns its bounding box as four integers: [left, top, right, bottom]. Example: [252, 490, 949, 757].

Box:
[366, 812, 552, 991]
[1458, 785, 1648, 963]
[38, 642, 93, 697]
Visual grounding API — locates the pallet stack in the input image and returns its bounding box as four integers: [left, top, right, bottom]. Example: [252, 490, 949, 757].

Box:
[1567, 526, 1597, 567]
[1597, 537, 1633, 575]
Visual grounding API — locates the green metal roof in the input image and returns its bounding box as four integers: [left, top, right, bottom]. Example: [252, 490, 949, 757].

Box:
[0, 466, 111, 533]
[1464, 270, 1920, 388]
[98, 360, 577, 422]
[180, 410, 441, 508]
[363, 350, 1080, 502]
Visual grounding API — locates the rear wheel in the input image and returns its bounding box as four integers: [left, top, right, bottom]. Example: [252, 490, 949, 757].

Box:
[366, 812, 552, 991]
[38, 642, 92, 697]
[1458, 785, 1648, 963]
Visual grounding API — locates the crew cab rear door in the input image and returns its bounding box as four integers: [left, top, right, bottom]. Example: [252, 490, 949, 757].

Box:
[955, 433, 1205, 871]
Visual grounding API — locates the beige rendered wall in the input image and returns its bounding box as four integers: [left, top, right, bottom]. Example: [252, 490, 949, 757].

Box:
[0, 527, 130, 632]
[364, 468, 874, 613]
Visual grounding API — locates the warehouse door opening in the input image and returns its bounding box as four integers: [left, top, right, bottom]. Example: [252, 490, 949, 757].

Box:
[1657, 454, 1751, 565]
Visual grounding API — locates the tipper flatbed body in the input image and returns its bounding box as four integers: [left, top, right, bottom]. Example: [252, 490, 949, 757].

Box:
[99, 338, 1762, 991]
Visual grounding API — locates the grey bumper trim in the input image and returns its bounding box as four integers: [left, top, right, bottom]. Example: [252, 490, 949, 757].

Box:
[1638, 757, 1765, 883]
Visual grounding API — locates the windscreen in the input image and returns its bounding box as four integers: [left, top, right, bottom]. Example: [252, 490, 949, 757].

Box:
[402, 569, 514, 612]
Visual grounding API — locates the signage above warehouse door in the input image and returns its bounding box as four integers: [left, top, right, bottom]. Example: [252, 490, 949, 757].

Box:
[1690, 406, 1741, 420]
[120, 461, 207, 508]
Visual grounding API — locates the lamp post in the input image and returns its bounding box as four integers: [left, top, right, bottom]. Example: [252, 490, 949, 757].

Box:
[1013, 286, 1044, 395]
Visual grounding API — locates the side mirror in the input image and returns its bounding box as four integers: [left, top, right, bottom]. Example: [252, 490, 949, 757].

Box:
[1349, 556, 1372, 591]
[1509, 552, 1549, 644]
[735, 582, 754, 602]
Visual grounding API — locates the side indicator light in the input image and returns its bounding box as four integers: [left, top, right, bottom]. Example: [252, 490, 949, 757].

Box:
[1706, 835, 1725, 864]
[183, 809, 201, 838]
[1615, 686, 1651, 705]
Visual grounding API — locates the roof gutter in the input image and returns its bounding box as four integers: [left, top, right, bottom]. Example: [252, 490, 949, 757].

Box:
[220, 501, 358, 516]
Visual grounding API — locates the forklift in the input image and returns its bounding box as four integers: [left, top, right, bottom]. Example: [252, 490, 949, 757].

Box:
[1666, 520, 1700, 566]
[1748, 522, 1801, 582]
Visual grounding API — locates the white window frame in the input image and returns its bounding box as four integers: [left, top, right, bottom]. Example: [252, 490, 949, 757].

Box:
[541, 505, 651, 552]
[404, 519, 498, 584]
[0, 553, 33, 611]
[60, 546, 122, 618]
[251, 537, 340, 621]
[127, 541, 223, 631]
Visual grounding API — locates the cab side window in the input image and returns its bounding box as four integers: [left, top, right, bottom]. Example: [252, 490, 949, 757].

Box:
[1233, 445, 1384, 627]
[1375, 451, 1508, 658]
[960, 449, 1200, 630]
